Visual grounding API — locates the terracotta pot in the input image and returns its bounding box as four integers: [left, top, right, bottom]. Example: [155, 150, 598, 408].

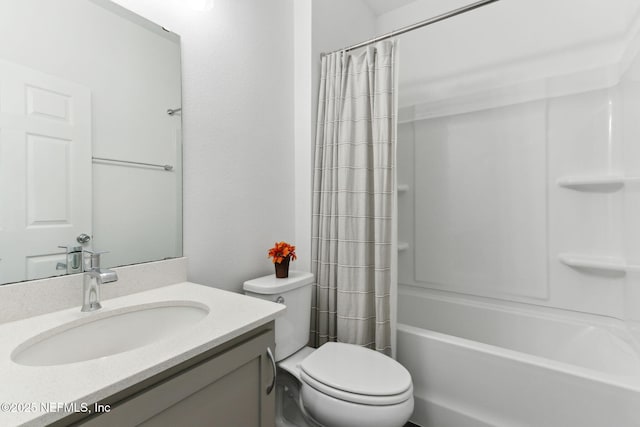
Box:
[274, 256, 290, 278]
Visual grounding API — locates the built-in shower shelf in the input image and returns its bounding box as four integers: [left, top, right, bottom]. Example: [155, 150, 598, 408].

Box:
[556, 175, 640, 189]
[398, 242, 410, 252]
[558, 253, 640, 273]
[398, 184, 410, 193]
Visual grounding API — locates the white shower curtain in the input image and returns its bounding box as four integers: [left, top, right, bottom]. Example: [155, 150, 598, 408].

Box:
[311, 41, 397, 355]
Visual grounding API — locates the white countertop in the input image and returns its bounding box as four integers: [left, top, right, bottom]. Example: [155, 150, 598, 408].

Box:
[0, 282, 285, 426]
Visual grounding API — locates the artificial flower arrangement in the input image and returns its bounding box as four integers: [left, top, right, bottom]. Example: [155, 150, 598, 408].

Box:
[268, 241, 297, 264]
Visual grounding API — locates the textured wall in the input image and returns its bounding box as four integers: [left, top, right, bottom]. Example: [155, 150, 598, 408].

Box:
[113, 0, 295, 292]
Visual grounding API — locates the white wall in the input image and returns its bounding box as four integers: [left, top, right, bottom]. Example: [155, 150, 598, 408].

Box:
[112, 0, 295, 292]
[294, 0, 313, 273]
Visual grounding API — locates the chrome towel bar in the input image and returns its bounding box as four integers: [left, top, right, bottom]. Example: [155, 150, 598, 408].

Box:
[92, 156, 174, 171]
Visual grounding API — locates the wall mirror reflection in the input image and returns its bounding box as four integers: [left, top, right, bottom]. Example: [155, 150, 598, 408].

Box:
[0, 0, 183, 286]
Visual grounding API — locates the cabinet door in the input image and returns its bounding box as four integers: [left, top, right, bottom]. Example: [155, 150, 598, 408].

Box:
[141, 356, 262, 426]
[79, 329, 276, 427]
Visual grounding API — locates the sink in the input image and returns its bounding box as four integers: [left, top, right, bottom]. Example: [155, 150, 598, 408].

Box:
[11, 301, 209, 366]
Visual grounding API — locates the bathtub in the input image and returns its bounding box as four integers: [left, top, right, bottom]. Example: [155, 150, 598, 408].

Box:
[397, 285, 640, 427]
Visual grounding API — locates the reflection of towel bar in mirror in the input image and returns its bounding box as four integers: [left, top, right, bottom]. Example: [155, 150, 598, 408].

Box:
[92, 157, 174, 171]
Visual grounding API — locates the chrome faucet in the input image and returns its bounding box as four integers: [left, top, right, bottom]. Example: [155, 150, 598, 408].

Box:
[81, 250, 118, 312]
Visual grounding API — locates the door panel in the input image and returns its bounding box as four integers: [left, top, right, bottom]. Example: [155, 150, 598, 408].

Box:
[0, 59, 91, 284]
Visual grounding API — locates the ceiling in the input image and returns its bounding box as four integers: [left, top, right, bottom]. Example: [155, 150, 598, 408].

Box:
[362, 0, 420, 16]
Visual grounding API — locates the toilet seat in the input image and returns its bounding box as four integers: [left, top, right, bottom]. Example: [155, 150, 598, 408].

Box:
[300, 370, 413, 405]
[299, 342, 413, 405]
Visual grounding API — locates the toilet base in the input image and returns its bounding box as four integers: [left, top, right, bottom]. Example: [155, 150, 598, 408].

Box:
[275, 371, 319, 427]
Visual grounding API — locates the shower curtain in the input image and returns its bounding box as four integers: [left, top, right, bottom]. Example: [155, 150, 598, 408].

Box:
[310, 41, 397, 355]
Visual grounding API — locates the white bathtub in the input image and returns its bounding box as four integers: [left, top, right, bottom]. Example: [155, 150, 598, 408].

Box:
[397, 285, 640, 427]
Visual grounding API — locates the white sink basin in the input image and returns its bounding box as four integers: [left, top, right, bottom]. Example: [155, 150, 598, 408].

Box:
[11, 301, 209, 366]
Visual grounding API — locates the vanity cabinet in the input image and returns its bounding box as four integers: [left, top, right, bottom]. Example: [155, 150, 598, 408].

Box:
[61, 323, 276, 427]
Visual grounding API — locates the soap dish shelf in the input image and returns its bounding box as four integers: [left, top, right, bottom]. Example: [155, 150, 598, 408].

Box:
[398, 184, 409, 193]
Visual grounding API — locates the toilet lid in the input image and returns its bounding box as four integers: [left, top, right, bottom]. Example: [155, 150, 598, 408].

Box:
[299, 342, 412, 400]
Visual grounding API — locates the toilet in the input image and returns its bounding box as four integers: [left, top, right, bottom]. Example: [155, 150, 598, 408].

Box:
[243, 271, 414, 427]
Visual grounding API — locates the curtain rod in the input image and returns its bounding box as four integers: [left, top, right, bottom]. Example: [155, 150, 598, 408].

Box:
[324, 0, 501, 56]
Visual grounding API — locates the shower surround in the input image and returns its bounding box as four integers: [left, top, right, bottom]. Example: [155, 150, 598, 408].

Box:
[392, 1, 640, 425]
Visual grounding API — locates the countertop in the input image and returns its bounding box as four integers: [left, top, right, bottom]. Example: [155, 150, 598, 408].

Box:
[0, 282, 285, 426]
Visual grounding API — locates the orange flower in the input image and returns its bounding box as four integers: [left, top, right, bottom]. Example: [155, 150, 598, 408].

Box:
[268, 241, 297, 264]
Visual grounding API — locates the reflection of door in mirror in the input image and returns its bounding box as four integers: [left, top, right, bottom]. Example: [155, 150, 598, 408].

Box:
[0, 59, 91, 284]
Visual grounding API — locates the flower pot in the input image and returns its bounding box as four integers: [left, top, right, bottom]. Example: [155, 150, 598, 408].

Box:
[274, 256, 290, 278]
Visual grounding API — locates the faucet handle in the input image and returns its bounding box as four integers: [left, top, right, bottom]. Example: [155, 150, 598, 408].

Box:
[82, 249, 109, 271]
[58, 244, 83, 253]
[82, 248, 109, 256]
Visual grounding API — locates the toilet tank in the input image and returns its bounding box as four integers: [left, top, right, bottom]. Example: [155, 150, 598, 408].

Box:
[243, 271, 314, 361]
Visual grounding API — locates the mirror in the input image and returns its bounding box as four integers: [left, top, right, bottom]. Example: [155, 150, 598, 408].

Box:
[0, 0, 182, 285]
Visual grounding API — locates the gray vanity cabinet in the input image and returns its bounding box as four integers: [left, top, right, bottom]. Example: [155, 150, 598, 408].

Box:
[66, 323, 276, 427]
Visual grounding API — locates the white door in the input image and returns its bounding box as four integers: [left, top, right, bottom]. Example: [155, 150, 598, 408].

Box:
[0, 59, 91, 284]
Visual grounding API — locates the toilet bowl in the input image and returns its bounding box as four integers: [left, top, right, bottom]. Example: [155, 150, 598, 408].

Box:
[244, 272, 414, 427]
